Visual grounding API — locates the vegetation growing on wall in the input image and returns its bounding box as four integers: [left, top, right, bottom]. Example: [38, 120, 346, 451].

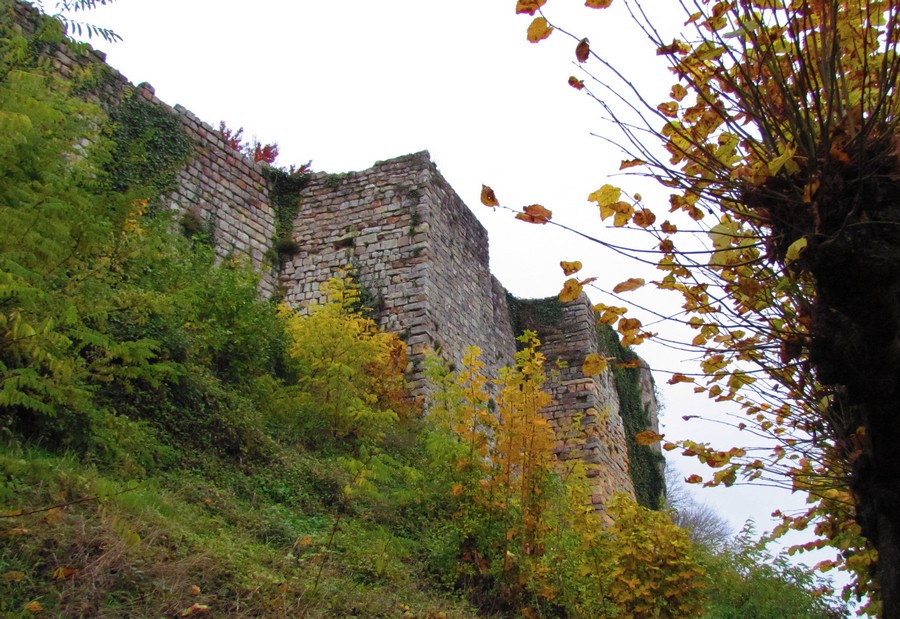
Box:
[0, 5, 848, 616]
[596, 324, 666, 509]
[103, 89, 193, 199]
[508, 294, 665, 508]
[506, 294, 564, 336]
[262, 165, 311, 267]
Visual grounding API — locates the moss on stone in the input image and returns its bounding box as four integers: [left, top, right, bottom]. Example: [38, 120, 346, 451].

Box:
[261, 166, 310, 268]
[507, 294, 565, 338]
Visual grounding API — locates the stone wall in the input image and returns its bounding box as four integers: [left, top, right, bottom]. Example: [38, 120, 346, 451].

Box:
[12, 1, 662, 509]
[164, 103, 277, 295]
[13, 1, 278, 294]
[515, 297, 637, 508]
[281, 152, 516, 395]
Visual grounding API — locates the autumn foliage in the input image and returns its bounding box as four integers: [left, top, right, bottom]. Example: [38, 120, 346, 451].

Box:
[425, 334, 706, 617]
[508, 0, 900, 613]
[278, 276, 412, 444]
[0, 2, 851, 616]
[218, 120, 280, 164]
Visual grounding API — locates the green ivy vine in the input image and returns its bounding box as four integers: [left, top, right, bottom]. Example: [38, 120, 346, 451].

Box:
[103, 88, 193, 200]
[261, 166, 310, 269]
[597, 324, 665, 510]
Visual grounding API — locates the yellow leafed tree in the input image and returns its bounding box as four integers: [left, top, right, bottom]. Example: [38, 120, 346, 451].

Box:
[278, 276, 409, 444]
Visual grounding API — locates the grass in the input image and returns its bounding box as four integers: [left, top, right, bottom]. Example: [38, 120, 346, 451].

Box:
[0, 442, 480, 619]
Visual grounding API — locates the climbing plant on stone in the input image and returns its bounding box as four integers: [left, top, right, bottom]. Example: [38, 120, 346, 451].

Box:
[501, 0, 900, 614]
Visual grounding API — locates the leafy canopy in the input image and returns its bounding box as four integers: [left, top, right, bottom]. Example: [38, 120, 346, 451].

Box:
[502, 0, 900, 612]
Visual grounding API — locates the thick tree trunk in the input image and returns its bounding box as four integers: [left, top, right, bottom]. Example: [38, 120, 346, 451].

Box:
[841, 391, 900, 616]
[855, 398, 900, 616]
[809, 200, 900, 615]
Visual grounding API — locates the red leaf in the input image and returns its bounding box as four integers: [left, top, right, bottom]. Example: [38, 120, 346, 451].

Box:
[575, 38, 590, 63]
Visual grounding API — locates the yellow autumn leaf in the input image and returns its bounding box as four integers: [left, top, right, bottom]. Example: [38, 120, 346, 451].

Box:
[785, 237, 807, 263]
[802, 180, 820, 203]
[700, 353, 728, 373]
[616, 359, 642, 369]
[767, 144, 796, 175]
[711, 467, 737, 486]
[596, 305, 627, 325]
[634, 430, 664, 446]
[657, 39, 690, 55]
[667, 373, 694, 385]
[560, 260, 582, 276]
[588, 184, 621, 207]
[527, 17, 554, 43]
[612, 277, 645, 294]
[585, 0, 613, 7]
[632, 208, 656, 228]
[619, 158, 645, 170]
[612, 201, 634, 227]
[619, 317, 641, 332]
[480, 184, 499, 207]
[657, 101, 679, 117]
[2, 571, 25, 582]
[582, 353, 608, 376]
[670, 83, 688, 101]
[708, 218, 738, 250]
[44, 508, 63, 526]
[515, 0, 546, 15]
[685, 474, 703, 484]
[559, 278, 583, 302]
[660, 220, 677, 234]
[179, 604, 211, 617]
[25, 601, 44, 614]
[51, 566, 76, 580]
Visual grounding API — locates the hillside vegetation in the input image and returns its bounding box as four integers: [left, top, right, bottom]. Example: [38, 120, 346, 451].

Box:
[0, 3, 845, 617]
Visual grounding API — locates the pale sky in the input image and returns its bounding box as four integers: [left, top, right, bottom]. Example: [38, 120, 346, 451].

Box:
[71, 0, 843, 586]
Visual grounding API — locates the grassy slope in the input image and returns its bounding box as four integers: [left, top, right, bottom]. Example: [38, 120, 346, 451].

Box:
[0, 440, 479, 619]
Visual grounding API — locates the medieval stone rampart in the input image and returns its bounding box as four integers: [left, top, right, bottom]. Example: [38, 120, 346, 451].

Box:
[12, 1, 277, 294]
[532, 298, 636, 503]
[282, 153, 516, 393]
[13, 1, 661, 509]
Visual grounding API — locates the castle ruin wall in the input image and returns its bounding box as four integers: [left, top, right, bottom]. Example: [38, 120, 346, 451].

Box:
[529, 297, 636, 506]
[12, 1, 660, 509]
[281, 152, 517, 394]
[13, 1, 277, 294]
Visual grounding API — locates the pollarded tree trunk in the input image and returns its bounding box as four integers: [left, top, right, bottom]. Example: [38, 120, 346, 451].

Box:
[806, 141, 900, 614]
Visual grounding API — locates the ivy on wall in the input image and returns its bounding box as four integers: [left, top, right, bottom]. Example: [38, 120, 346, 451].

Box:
[103, 89, 193, 199]
[261, 166, 310, 268]
[506, 294, 565, 338]
[597, 324, 666, 510]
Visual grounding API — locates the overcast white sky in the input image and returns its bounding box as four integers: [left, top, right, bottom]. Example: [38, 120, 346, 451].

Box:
[69, 0, 842, 580]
